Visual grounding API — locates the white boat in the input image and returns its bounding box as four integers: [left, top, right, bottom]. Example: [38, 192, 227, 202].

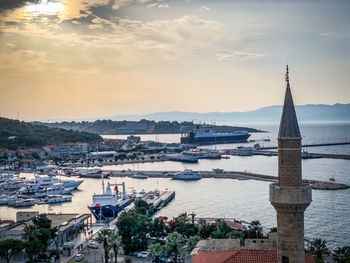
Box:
[12, 198, 35, 207]
[172, 170, 202, 180]
[131, 174, 148, 179]
[38, 195, 72, 204]
[167, 153, 199, 163]
[19, 175, 83, 194]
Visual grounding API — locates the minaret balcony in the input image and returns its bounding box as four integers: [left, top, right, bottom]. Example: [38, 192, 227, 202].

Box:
[269, 183, 312, 206]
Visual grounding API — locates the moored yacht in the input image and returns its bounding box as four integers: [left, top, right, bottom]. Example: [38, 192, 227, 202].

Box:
[172, 169, 202, 180]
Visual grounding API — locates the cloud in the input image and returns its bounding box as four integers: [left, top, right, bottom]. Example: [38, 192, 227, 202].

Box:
[0, 0, 40, 12]
[215, 51, 264, 61]
[199, 5, 210, 11]
[147, 3, 169, 8]
[0, 13, 223, 74]
[319, 32, 335, 37]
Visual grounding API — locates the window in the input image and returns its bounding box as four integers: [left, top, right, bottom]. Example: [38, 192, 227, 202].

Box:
[282, 256, 289, 263]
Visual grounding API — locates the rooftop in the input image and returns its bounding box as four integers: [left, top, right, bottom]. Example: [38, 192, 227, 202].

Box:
[193, 249, 315, 263]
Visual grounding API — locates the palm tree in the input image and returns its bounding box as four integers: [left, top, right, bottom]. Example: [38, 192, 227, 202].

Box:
[108, 233, 122, 263]
[165, 232, 185, 263]
[309, 238, 330, 260]
[332, 246, 350, 263]
[96, 229, 112, 263]
[22, 224, 40, 262]
[148, 243, 165, 263]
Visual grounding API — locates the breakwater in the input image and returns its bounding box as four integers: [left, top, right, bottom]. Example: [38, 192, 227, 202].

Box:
[107, 170, 349, 190]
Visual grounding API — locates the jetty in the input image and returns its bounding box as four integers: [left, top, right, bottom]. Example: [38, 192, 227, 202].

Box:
[260, 141, 350, 150]
[140, 190, 175, 213]
[109, 170, 350, 190]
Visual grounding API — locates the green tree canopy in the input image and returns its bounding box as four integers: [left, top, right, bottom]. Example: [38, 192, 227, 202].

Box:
[0, 239, 25, 263]
[164, 232, 185, 260]
[116, 211, 151, 254]
[310, 238, 330, 260]
[332, 246, 350, 263]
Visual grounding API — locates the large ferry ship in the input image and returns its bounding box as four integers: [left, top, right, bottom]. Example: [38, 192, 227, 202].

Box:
[180, 126, 250, 145]
[88, 181, 134, 222]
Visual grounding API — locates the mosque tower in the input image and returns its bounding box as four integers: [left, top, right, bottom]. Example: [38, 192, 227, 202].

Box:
[269, 65, 312, 263]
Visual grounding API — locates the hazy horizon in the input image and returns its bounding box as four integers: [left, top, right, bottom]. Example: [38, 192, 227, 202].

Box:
[1, 0, 349, 120]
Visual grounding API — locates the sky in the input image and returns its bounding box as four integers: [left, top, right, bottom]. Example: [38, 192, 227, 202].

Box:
[0, 0, 349, 121]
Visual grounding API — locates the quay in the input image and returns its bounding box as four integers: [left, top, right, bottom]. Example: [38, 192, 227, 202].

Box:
[141, 190, 176, 211]
[109, 170, 350, 190]
[260, 141, 350, 150]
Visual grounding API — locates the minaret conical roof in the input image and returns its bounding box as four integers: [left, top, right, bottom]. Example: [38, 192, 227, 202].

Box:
[278, 65, 301, 139]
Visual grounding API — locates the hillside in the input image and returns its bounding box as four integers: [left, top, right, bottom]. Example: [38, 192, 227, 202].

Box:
[0, 117, 102, 150]
[106, 103, 350, 124]
[43, 119, 261, 135]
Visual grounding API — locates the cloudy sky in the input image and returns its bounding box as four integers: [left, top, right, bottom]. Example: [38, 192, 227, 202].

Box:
[0, 0, 349, 120]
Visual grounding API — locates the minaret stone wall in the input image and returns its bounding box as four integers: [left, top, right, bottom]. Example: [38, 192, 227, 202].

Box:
[269, 66, 312, 263]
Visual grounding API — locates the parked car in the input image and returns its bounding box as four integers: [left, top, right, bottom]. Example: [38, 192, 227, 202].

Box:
[74, 254, 84, 261]
[88, 241, 99, 249]
[137, 251, 149, 258]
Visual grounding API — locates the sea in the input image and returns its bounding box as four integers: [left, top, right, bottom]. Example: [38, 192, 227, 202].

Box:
[1, 123, 349, 249]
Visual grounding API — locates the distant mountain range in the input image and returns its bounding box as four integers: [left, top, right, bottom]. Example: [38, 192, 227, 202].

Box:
[108, 103, 350, 124]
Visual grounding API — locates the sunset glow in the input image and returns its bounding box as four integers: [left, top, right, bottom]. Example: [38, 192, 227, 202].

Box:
[0, 0, 349, 121]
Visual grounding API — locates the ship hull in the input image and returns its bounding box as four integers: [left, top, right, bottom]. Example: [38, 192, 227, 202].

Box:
[88, 198, 133, 221]
[181, 134, 250, 145]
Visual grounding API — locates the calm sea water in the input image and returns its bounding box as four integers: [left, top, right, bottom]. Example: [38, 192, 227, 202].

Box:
[1, 123, 349, 249]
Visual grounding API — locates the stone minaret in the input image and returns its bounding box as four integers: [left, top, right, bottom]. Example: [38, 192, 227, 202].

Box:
[269, 65, 312, 263]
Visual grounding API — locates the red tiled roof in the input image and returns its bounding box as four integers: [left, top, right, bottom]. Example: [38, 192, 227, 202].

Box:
[63, 142, 76, 146]
[193, 250, 239, 263]
[46, 145, 56, 149]
[21, 159, 35, 163]
[19, 150, 31, 154]
[193, 249, 315, 263]
[224, 220, 245, 230]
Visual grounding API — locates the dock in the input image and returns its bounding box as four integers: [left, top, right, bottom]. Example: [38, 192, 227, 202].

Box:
[141, 190, 175, 211]
[108, 170, 349, 190]
[260, 141, 350, 150]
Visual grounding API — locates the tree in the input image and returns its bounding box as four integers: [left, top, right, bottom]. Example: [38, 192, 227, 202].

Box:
[0, 239, 25, 263]
[149, 218, 166, 240]
[135, 200, 151, 215]
[209, 219, 231, 239]
[33, 214, 51, 229]
[309, 238, 330, 260]
[199, 223, 217, 239]
[148, 243, 166, 263]
[116, 211, 151, 254]
[22, 224, 43, 261]
[269, 227, 277, 233]
[96, 229, 112, 263]
[186, 235, 200, 253]
[164, 232, 185, 262]
[332, 246, 350, 263]
[108, 233, 122, 263]
[167, 213, 198, 238]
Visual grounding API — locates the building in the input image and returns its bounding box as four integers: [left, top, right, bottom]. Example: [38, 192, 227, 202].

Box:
[191, 66, 314, 263]
[269, 65, 312, 263]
